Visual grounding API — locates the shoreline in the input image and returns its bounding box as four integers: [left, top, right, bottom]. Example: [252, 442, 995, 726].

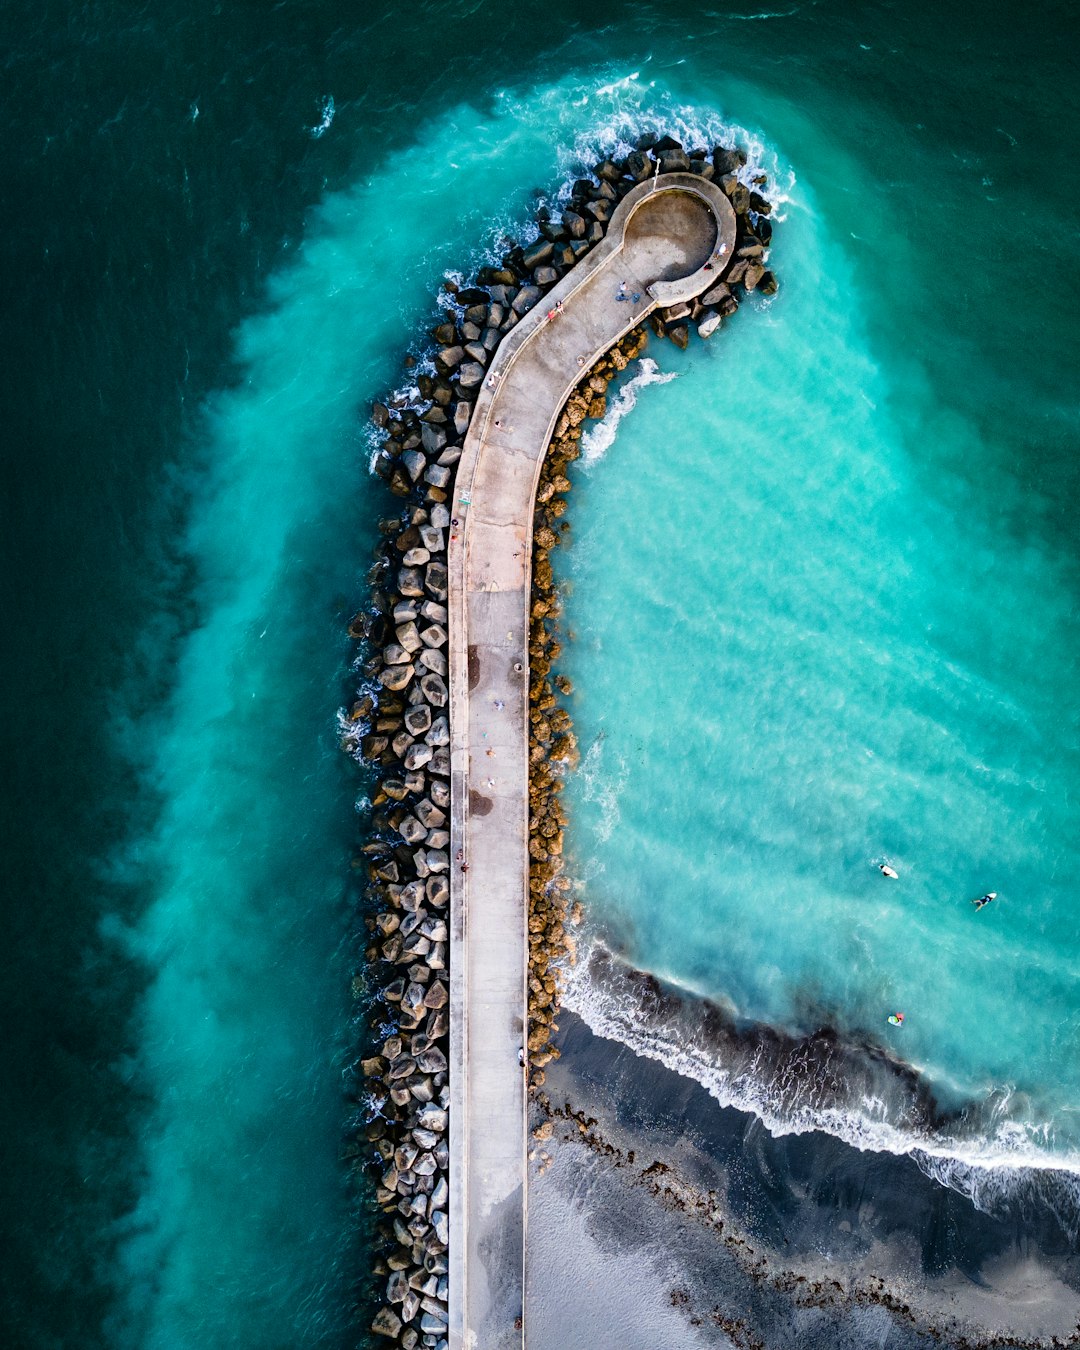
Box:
[342, 133, 776, 1345]
[561, 944, 1080, 1194]
[527, 1010, 1080, 1349]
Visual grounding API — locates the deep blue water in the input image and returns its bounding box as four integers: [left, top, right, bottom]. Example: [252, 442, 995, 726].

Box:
[2, 2, 1077, 1347]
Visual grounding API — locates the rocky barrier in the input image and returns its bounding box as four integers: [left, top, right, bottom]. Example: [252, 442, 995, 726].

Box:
[341, 132, 776, 1346]
[524, 324, 647, 1088]
[525, 173, 777, 1083]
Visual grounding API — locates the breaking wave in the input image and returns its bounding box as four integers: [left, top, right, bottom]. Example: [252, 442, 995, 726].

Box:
[563, 942, 1080, 1234]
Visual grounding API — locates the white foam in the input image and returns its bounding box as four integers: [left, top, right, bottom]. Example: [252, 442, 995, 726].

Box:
[563, 941, 1080, 1203]
[308, 94, 335, 139]
[579, 358, 679, 468]
[594, 72, 642, 99]
[576, 732, 630, 846]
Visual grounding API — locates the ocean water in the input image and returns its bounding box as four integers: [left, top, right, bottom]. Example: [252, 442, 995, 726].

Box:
[556, 59, 1080, 1196]
[2, 1, 1077, 1347]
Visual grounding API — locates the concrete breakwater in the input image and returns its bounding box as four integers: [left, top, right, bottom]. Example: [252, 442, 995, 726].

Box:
[525, 187, 778, 1086]
[341, 132, 776, 1347]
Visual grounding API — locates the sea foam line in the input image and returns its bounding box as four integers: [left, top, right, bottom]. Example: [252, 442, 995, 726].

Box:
[579, 359, 679, 467]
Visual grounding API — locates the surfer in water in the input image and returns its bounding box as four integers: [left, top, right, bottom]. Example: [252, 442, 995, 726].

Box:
[973, 891, 997, 910]
[879, 862, 899, 879]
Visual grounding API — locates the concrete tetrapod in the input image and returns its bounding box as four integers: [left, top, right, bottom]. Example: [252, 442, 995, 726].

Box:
[446, 173, 737, 1349]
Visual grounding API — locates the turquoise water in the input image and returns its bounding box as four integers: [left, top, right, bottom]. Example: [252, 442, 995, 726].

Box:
[4, 0, 1077, 1344]
[557, 117, 1080, 1183]
[103, 80, 783, 1349]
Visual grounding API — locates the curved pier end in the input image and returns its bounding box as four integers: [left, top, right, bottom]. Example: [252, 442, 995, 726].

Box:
[447, 175, 736, 1348]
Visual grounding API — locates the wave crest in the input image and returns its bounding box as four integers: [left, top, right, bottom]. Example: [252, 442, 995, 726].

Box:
[579, 359, 679, 467]
[563, 942, 1080, 1230]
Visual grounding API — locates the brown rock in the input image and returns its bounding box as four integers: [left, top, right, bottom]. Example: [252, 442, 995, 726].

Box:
[371, 1307, 402, 1338]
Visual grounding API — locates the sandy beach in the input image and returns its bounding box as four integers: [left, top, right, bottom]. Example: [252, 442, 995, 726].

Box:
[525, 1012, 1080, 1349]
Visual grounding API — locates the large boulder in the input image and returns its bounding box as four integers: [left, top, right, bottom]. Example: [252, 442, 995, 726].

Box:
[657, 147, 691, 173]
[539, 219, 569, 242]
[456, 361, 485, 389]
[425, 715, 450, 746]
[398, 567, 425, 597]
[419, 648, 447, 676]
[623, 149, 650, 180]
[697, 311, 722, 339]
[426, 874, 449, 907]
[726, 259, 749, 287]
[477, 266, 515, 287]
[521, 239, 554, 270]
[398, 816, 427, 845]
[420, 424, 446, 455]
[371, 1307, 402, 1338]
[424, 464, 451, 489]
[405, 704, 432, 736]
[396, 451, 423, 486]
[434, 346, 463, 375]
[701, 279, 733, 307]
[425, 562, 448, 600]
[420, 672, 448, 706]
[415, 798, 445, 829]
[511, 284, 542, 315]
[712, 145, 746, 175]
[379, 664, 414, 691]
[405, 742, 433, 771]
[395, 621, 422, 653]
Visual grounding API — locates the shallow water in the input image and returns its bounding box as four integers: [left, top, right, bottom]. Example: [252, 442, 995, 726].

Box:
[555, 71, 1080, 1184]
[3, 0, 1078, 1345]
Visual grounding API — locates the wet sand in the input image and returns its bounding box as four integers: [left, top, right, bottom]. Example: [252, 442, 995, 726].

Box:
[525, 1013, 1080, 1349]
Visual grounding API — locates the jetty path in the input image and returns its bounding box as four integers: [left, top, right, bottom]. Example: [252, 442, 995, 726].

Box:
[447, 173, 736, 1348]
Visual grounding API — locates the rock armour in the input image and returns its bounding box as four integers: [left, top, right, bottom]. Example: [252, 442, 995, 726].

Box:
[341, 130, 777, 1346]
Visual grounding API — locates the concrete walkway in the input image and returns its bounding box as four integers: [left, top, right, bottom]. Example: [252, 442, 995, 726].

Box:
[447, 174, 736, 1349]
